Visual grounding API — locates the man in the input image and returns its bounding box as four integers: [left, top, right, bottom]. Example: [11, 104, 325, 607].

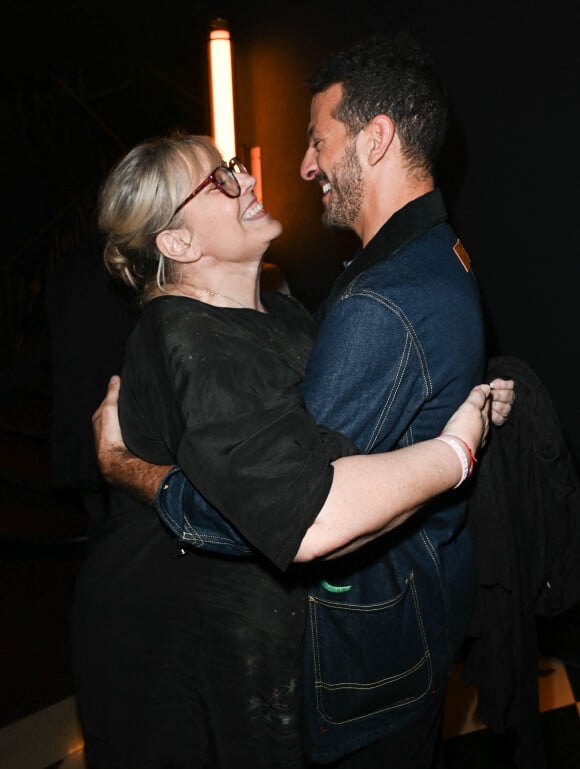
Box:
[93, 32, 512, 768]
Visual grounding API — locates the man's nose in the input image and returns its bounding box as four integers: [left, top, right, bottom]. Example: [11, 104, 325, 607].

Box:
[300, 147, 318, 181]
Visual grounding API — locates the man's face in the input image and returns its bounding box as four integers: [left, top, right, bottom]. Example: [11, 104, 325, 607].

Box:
[300, 83, 364, 231]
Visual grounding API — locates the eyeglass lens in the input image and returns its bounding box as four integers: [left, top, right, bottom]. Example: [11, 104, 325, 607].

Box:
[214, 158, 249, 197]
[214, 167, 239, 196]
[172, 157, 249, 217]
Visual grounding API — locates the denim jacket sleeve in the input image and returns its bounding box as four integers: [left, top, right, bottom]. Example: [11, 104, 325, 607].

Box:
[157, 466, 254, 557]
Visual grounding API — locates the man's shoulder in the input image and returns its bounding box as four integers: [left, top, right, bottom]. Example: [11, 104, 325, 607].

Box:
[350, 226, 475, 296]
[320, 229, 482, 348]
[385, 221, 466, 270]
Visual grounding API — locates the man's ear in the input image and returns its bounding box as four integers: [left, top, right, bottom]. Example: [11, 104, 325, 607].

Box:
[364, 114, 395, 166]
[156, 229, 199, 263]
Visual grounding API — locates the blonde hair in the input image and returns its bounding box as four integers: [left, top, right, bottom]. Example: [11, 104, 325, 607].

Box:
[98, 131, 222, 298]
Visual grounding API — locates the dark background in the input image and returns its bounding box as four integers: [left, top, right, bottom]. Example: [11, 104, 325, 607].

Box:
[1, 0, 580, 738]
[3, 0, 579, 463]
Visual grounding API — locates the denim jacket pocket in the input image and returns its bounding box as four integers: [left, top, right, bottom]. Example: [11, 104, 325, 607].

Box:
[306, 571, 432, 723]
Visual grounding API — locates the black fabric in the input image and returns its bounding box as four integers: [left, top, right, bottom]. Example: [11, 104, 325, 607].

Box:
[72, 489, 309, 769]
[73, 290, 356, 768]
[119, 291, 356, 570]
[462, 355, 580, 769]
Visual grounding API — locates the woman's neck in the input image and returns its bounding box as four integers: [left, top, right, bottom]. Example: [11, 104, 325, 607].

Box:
[160, 265, 264, 311]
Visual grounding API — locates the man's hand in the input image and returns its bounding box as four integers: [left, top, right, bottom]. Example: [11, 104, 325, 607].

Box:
[92, 375, 172, 505]
[92, 375, 127, 482]
[489, 378, 515, 426]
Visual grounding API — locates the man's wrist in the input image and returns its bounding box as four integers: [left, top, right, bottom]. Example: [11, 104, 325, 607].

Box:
[98, 446, 134, 485]
[99, 446, 171, 507]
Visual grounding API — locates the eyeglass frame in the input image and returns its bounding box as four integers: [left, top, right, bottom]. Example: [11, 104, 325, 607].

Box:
[172, 157, 248, 218]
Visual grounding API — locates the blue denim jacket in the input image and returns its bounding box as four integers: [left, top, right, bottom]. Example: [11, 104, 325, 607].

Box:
[157, 190, 485, 762]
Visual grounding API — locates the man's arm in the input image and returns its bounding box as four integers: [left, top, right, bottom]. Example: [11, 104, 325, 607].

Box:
[92, 376, 169, 504]
[94, 374, 513, 564]
[93, 376, 255, 556]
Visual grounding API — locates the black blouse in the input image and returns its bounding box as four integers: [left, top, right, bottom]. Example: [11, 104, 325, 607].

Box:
[119, 291, 356, 569]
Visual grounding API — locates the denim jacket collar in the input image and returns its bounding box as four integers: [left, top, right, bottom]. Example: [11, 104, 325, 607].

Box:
[323, 188, 447, 313]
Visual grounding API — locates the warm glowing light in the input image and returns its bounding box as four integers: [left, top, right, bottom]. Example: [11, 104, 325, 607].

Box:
[250, 146, 263, 203]
[209, 22, 236, 160]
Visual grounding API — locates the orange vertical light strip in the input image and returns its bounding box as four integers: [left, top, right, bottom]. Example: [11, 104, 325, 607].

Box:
[209, 22, 236, 160]
[250, 146, 263, 202]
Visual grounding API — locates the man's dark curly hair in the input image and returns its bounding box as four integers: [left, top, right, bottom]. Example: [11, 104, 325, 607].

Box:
[307, 31, 448, 176]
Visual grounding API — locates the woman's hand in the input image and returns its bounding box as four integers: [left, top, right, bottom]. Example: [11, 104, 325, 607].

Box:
[439, 377, 516, 481]
[441, 384, 491, 459]
[489, 377, 515, 425]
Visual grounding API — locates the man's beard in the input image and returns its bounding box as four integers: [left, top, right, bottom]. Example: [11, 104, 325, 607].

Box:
[322, 141, 364, 230]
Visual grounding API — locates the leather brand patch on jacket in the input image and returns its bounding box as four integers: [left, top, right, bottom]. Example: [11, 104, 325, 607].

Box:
[453, 240, 471, 271]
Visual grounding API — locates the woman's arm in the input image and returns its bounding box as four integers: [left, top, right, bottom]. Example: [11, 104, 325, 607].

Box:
[93, 378, 495, 564]
[294, 383, 489, 561]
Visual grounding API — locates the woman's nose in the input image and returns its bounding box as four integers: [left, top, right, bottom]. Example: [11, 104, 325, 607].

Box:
[239, 171, 256, 192]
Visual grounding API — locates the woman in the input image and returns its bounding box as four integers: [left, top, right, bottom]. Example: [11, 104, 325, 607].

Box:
[73, 132, 497, 769]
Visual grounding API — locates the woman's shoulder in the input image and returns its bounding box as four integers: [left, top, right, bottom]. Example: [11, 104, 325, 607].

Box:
[129, 296, 218, 366]
[142, 294, 226, 334]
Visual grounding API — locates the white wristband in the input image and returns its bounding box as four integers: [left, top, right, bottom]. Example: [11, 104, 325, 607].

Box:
[435, 435, 470, 488]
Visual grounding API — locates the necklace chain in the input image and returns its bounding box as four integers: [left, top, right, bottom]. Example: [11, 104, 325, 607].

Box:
[192, 286, 248, 309]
